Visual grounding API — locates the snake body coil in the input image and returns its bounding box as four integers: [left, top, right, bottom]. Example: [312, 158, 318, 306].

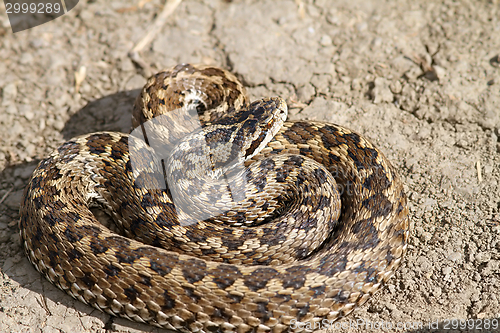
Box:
[19, 64, 409, 332]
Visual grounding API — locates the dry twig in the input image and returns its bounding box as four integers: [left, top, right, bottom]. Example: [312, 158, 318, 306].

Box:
[128, 0, 183, 76]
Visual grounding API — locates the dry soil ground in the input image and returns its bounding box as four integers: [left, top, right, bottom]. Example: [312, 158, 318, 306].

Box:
[0, 0, 499, 332]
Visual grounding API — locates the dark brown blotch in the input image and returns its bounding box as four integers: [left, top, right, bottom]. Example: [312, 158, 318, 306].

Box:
[67, 247, 84, 261]
[343, 132, 362, 145]
[200, 66, 226, 78]
[149, 257, 173, 276]
[210, 264, 240, 289]
[161, 290, 176, 310]
[56, 140, 80, 162]
[43, 211, 63, 227]
[347, 150, 365, 172]
[313, 167, 328, 183]
[210, 306, 231, 321]
[318, 125, 345, 148]
[316, 194, 331, 211]
[182, 258, 207, 283]
[396, 200, 405, 215]
[252, 172, 267, 192]
[297, 303, 310, 320]
[244, 267, 278, 292]
[255, 302, 271, 322]
[109, 135, 129, 161]
[139, 273, 152, 288]
[115, 247, 144, 265]
[63, 227, 83, 243]
[86, 133, 113, 155]
[281, 266, 307, 289]
[123, 286, 139, 301]
[275, 168, 290, 183]
[361, 193, 393, 218]
[183, 286, 201, 302]
[319, 254, 347, 276]
[311, 284, 326, 296]
[78, 273, 97, 289]
[228, 292, 243, 303]
[328, 152, 341, 164]
[103, 263, 121, 277]
[351, 218, 380, 248]
[293, 122, 316, 141]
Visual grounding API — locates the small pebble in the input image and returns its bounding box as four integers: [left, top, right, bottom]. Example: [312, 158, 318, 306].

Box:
[372, 77, 393, 104]
[25, 144, 36, 156]
[421, 231, 432, 242]
[447, 252, 462, 261]
[442, 266, 452, 275]
[371, 37, 382, 48]
[417, 125, 431, 140]
[19, 53, 33, 65]
[319, 35, 332, 46]
[385, 302, 397, 311]
[53, 119, 66, 131]
[2, 82, 17, 101]
[30, 39, 45, 48]
[390, 80, 402, 94]
[484, 164, 493, 175]
[18, 104, 34, 120]
[5, 104, 17, 114]
[356, 22, 367, 31]
[433, 65, 445, 80]
[475, 252, 491, 263]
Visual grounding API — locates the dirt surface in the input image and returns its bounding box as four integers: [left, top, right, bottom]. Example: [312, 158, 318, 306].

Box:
[0, 0, 499, 332]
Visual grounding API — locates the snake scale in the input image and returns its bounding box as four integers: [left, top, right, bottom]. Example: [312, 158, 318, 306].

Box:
[19, 64, 409, 332]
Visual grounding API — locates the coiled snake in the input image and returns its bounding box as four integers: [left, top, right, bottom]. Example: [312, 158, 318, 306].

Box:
[19, 64, 409, 332]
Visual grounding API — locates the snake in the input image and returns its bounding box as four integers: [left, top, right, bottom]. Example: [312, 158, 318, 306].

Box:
[19, 64, 409, 332]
